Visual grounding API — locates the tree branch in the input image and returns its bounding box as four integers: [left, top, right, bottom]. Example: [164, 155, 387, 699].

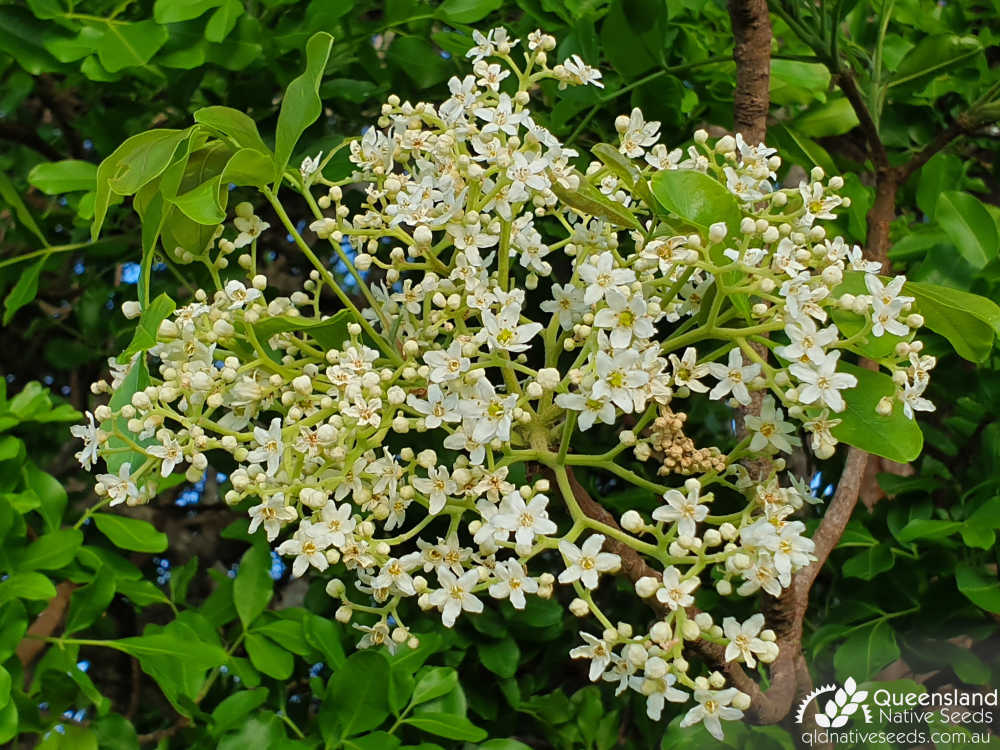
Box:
[728, 0, 772, 145]
[16, 582, 75, 675]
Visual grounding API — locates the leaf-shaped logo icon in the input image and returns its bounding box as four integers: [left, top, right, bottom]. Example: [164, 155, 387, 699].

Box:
[832, 715, 849, 728]
[853, 690, 869, 703]
[844, 677, 857, 695]
[834, 688, 847, 706]
[815, 714, 831, 728]
[842, 704, 859, 716]
[824, 699, 838, 718]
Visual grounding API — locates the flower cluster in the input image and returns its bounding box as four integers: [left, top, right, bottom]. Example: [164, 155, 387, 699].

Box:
[74, 27, 935, 738]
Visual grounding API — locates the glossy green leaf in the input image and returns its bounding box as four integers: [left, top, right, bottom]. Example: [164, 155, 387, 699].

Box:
[477, 637, 519, 678]
[119, 293, 175, 361]
[28, 160, 98, 194]
[830, 362, 924, 462]
[770, 59, 830, 106]
[895, 518, 962, 543]
[0, 171, 48, 246]
[274, 31, 333, 181]
[244, 632, 293, 679]
[303, 613, 345, 669]
[906, 280, 1000, 363]
[194, 106, 270, 154]
[94, 20, 169, 72]
[3, 257, 45, 325]
[402, 714, 487, 742]
[205, 0, 241, 42]
[0, 571, 56, 604]
[551, 171, 642, 230]
[437, 0, 503, 23]
[841, 544, 894, 580]
[650, 168, 742, 233]
[252, 309, 352, 350]
[23, 460, 67, 531]
[916, 151, 962, 220]
[154, 0, 222, 23]
[934, 191, 998, 269]
[211, 688, 269, 735]
[955, 563, 1000, 613]
[320, 650, 391, 740]
[960, 497, 1000, 550]
[0, 6, 67, 74]
[889, 34, 981, 91]
[833, 619, 899, 682]
[93, 513, 168, 553]
[19, 528, 83, 570]
[65, 565, 116, 634]
[234, 544, 273, 627]
[386, 36, 452, 89]
[0, 665, 9, 709]
[794, 97, 860, 138]
[411, 667, 459, 706]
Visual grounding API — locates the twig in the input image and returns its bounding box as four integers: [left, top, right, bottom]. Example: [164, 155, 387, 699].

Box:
[16, 581, 75, 676]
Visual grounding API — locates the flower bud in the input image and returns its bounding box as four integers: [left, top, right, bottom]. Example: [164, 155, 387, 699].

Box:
[569, 598, 589, 617]
[621, 510, 644, 533]
[733, 691, 753, 710]
[681, 620, 700, 640]
[121, 300, 142, 319]
[635, 576, 659, 598]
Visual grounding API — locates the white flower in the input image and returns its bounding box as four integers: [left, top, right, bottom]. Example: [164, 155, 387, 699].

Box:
[579, 251, 635, 305]
[540, 282, 586, 329]
[147, 435, 184, 478]
[723, 614, 768, 668]
[343, 397, 383, 428]
[318, 502, 356, 547]
[557, 534, 620, 590]
[480, 303, 543, 353]
[97, 462, 139, 507]
[428, 567, 484, 627]
[790, 351, 857, 413]
[355, 621, 396, 654]
[652, 485, 708, 538]
[494, 490, 558, 551]
[248, 494, 297, 542]
[373, 558, 416, 596]
[71, 411, 100, 470]
[277, 520, 332, 577]
[554, 391, 616, 431]
[248, 417, 283, 476]
[488, 559, 537, 609]
[618, 107, 660, 158]
[799, 181, 842, 224]
[569, 632, 613, 681]
[593, 348, 649, 412]
[656, 566, 699, 610]
[679, 688, 744, 741]
[224, 280, 262, 310]
[774, 317, 838, 365]
[592, 288, 654, 349]
[300, 151, 323, 178]
[669, 347, 710, 393]
[560, 54, 603, 88]
[412, 466, 458, 515]
[233, 213, 269, 248]
[745, 396, 800, 453]
[706, 348, 760, 405]
[423, 341, 470, 383]
[631, 671, 688, 720]
[407, 385, 460, 428]
[900, 378, 935, 419]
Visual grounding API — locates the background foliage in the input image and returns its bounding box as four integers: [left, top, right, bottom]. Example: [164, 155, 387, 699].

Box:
[1, 0, 999, 747]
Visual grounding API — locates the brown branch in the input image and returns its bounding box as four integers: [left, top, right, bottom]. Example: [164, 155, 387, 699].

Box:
[137, 717, 190, 745]
[16, 581, 75, 675]
[0, 121, 64, 161]
[728, 0, 772, 144]
[836, 72, 889, 170]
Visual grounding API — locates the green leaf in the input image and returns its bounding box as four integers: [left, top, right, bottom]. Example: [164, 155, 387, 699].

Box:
[551, 171, 642, 230]
[117, 578, 171, 607]
[234, 544, 273, 627]
[0, 701, 16, 745]
[93, 715, 140, 750]
[274, 31, 334, 181]
[3, 257, 45, 325]
[830, 271, 908, 359]
[961, 497, 1000, 550]
[794, 97, 860, 138]
[477, 637, 520, 678]
[119, 293, 175, 361]
[252, 309, 352, 350]
[93, 513, 168, 553]
[916, 151, 962, 220]
[23, 460, 67, 531]
[0, 171, 48, 247]
[933, 191, 998, 270]
[0, 666, 9, 709]
[303, 613, 345, 669]
[955, 563, 1000, 614]
[830, 362, 924, 463]
[154, 0, 222, 23]
[0, 571, 56, 604]
[0, 6, 67, 74]
[479, 741, 534, 750]
[65, 566, 116, 635]
[437, 0, 503, 23]
[833, 619, 900, 682]
[102, 357, 152, 474]
[19, 528, 83, 570]
[386, 37, 452, 89]
[211, 688, 269, 735]
[37, 725, 98, 750]
[402, 714, 487, 742]
[92, 128, 191, 240]
[841, 544, 894, 580]
[906, 280, 1000, 363]
[320, 650, 391, 741]
[244, 632, 293, 679]
[411, 667, 459, 707]
[222, 148, 275, 188]
[895, 518, 962, 543]
[769, 59, 830, 106]
[650, 168, 742, 234]
[28, 160, 98, 194]
[344, 732, 401, 750]
[205, 0, 241, 42]
[194, 107, 270, 155]
[889, 34, 981, 91]
[94, 20, 169, 72]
